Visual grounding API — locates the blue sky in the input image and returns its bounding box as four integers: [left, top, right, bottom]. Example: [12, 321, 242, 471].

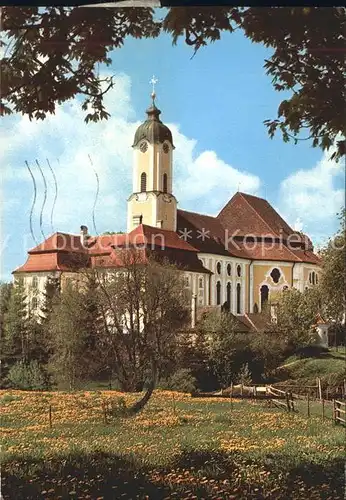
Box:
[1, 26, 344, 281]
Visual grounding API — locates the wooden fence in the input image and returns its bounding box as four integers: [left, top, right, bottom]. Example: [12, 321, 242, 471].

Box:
[333, 400, 346, 425]
[266, 386, 295, 412]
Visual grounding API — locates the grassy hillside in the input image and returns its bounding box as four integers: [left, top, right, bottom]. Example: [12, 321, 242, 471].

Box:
[1, 389, 344, 499]
[274, 347, 346, 392]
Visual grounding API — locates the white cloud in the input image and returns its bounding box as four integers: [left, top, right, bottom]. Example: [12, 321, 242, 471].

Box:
[278, 146, 344, 243]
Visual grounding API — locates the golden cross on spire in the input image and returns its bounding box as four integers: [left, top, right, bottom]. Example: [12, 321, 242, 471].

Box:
[150, 75, 158, 101]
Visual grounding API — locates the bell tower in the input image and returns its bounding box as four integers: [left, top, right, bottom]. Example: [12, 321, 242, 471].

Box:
[127, 77, 177, 232]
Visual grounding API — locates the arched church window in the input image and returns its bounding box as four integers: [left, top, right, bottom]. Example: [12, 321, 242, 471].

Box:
[199, 277, 204, 289]
[163, 173, 168, 193]
[236, 283, 241, 314]
[32, 297, 38, 310]
[270, 268, 281, 284]
[216, 281, 221, 305]
[140, 172, 147, 192]
[260, 285, 269, 310]
[216, 262, 221, 275]
[32, 276, 38, 288]
[227, 263, 231, 276]
[237, 265, 241, 277]
[226, 282, 231, 307]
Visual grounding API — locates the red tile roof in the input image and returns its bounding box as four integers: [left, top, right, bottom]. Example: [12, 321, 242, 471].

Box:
[28, 233, 87, 254]
[218, 192, 294, 239]
[14, 193, 321, 274]
[178, 192, 320, 264]
[125, 224, 199, 252]
[177, 209, 244, 258]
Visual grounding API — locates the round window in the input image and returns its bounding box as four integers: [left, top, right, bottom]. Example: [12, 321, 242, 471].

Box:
[270, 268, 281, 284]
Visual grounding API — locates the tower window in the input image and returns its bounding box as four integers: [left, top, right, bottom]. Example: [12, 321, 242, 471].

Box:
[260, 285, 269, 310]
[236, 283, 241, 314]
[216, 281, 221, 305]
[199, 277, 203, 289]
[140, 172, 147, 192]
[227, 263, 231, 276]
[31, 297, 38, 310]
[216, 262, 221, 275]
[237, 265, 241, 277]
[32, 276, 38, 288]
[270, 268, 281, 284]
[140, 141, 148, 153]
[163, 173, 168, 193]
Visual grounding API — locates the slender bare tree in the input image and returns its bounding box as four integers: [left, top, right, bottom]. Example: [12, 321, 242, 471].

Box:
[87, 248, 191, 414]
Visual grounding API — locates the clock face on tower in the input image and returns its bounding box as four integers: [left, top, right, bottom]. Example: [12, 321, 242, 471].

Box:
[140, 141, 148, 153]
[163, 143, 169, 154]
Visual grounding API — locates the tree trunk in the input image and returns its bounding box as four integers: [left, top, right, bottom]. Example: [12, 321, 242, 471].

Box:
[125, 360, 157, 416]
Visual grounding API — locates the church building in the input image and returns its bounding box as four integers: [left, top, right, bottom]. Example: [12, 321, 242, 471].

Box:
[13, 87, 321, 325]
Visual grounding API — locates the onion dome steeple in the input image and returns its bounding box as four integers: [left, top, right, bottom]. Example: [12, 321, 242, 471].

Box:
[132, 76, 174, 148]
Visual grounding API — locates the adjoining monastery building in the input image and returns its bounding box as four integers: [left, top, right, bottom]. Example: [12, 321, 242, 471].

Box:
[13, 91, 321, 326]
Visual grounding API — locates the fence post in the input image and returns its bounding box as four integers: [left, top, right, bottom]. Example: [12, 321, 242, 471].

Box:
[240, 383, 243, 397]
[49, 404, 52, 429]
[326, 387, 329, 401]
[290, 391, 294, 412]
[230, 382, 233, 411]
[333, 399, 336, 425]
[307, 393, 310, 418]
[343, 379, 346, 399]
[172, 393, 176, 416]
[317, 378, 322, 401]
[285, 392, 290, 412]
[322, 398, 325, 421]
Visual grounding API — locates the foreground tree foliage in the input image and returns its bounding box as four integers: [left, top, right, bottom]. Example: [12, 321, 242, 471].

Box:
[273, 287, 323, 351]
[1, 7, 345, 158]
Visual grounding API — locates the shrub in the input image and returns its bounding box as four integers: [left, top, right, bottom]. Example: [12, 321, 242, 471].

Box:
[109, 396, 127, 417]
[159, 368, 197, 393]
[236, 363, 252, 386]
[7, 360, 49, 390]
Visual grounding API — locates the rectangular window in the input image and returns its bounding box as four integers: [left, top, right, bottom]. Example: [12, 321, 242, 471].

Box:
[133, 216, 141, 227]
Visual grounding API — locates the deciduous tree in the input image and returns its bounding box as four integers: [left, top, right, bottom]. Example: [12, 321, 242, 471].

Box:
[1, 7, 345, 158]
[92, 249, 190, 413]
[319, 209, 346, 322]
